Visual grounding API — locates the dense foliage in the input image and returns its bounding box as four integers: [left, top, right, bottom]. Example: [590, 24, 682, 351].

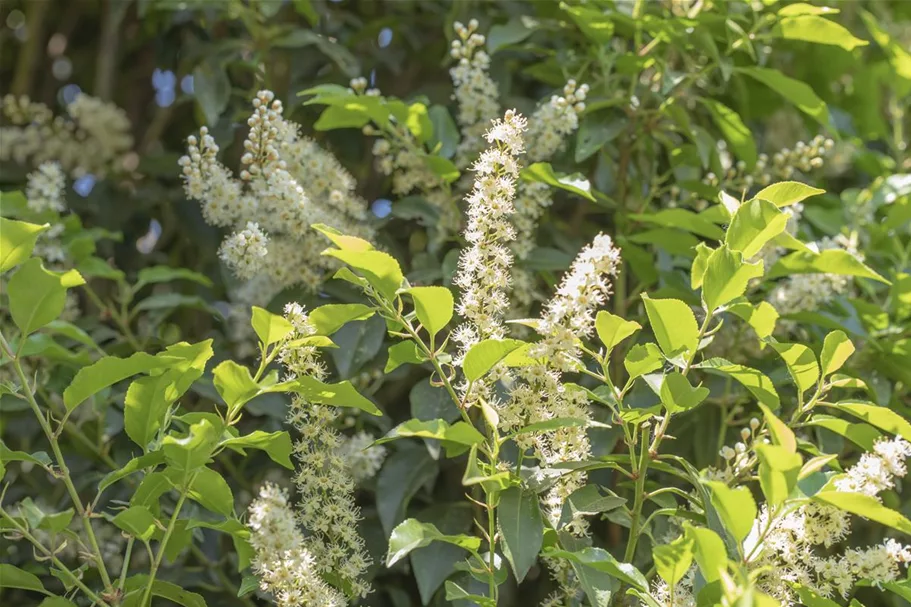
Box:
[1, 1, 910, 606]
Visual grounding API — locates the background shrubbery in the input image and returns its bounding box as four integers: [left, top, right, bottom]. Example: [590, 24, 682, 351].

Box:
[1, 1, 910, 606]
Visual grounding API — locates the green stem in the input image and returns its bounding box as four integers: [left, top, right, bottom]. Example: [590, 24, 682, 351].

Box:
[0, 331, 114, 591]
[486, 493, 497, 602]
[0, 507, 112, 607]
[141, 478, 194, 607]
[119, 537, 135, 589]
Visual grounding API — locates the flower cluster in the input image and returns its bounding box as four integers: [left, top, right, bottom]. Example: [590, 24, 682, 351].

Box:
[247, 483, 346, 607]
[452, 110, 527, 361]
[278, 303, 373, 599]
[450, 20, 500, 167]
[25, 161, 66, 213]
[179, 90, 374, 304]
[336, 430, 387, 483]
[704, 417, 762, 484]
[0, 93, 133, 177]
[747, 436, 911, 603]
[525, 80, 589, 163]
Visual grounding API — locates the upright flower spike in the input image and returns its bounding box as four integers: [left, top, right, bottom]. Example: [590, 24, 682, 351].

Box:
[247, 483, 346, 607]
[449, 20, 501, 167]
[452, 109, 528, 360]
[278, 303, 374, 600]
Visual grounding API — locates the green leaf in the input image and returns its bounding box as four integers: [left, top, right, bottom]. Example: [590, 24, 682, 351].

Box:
[306, 303, 376, 336]
[684, 525, 727, 583]
[98, 452, 166, 492]
[792, 584, 842, 607]
[134, 266, 213, 290]
[696, 358, 780, 409]
[498, 486, 544, 582]
[463, 338, 526, 381]
[595, 311, 641, 352]
[806, 415, 880, 451]
[405, 102, 433, 144]
[112, 506, 160, 541]
[756, 444, 802, 505]
[520, 162, 595, 201]
[624, 343, 664, 379]
[559, 485, 626, 529]
[820, 330, 854, 376]
[376, 419, 485, 457]
[185, 466, 234, 516]
[642, 295, 699, 357]
[726, 198, 790, 259]
[124, 374, 179, 449]
[0, 217, 48, 273]
[824, 401, 911, 439]
[726, 301, 778, 339]
[660, 372, 710, 413]
[425, 155, 460, 184]
[702, 246, 764, 312]
[385, 341, 426, 373]
[544, 547, 648, 592]
[220, 431, 293, 469]
[860, 9, 911, 83]
[691, 242, 713, 290]
[9, 258, 85, 337]
[377, 446, 439, 534]
[704, 481, 756, 543]
[277, 376, 382, 416]
[758, 403, 796, 453]
[161, 419, 220, 473]
[774, 15, 868, 51]
[407, 286, 454, 338]
[63, 352, 174, 411]
[768, 249, 890, 284]
[737, 66, 828, 126]
[702, 99, 757, 169]
[769, 342, 819, 394]
[814, 491, 911, 535]
[653, 533, 694, 586]
[193, 57, 229, 124]
[562, 3, 615, 43]
[0, 563, 46, 593]
[754, 181, 825, 208]
[632, 209, 725, 240]
[323, 249, 404, 301]
[250, 306, 293, 347]
[386, 518, 481, 567]
[122, 575, 207, 607]
[212, 360, 259, 415]
[38, 598, 77, 607]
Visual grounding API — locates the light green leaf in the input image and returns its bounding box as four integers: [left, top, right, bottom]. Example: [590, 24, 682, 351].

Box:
[642, 295, 699, 357]
[860, 9, 911, 83]
[185, 466, 234, 516]
[595, 311, 641, 352]
[814, 491, 911, 535]
[124, 374, 179, 449]
[463, 338, 527, 381]
[9, 258, 85, 337]
[112, 506, 160, 541]
[498, 486, 544, 583]
[737, 66, 828, 126]
[323, 249, 404, 301]
[0, 217, 48, 273]
[820, 330, 854, 376]
[312, 223, 375, 252]
[754, 181, 825, 207]
[220, 431, 293, 469]
[276, 376, 382, 416]
[376, 418, 484, 457]
[768, 249, 890, 284]
[775, 15, 868, 51]
[778, 3, 840, 17]
[386, 518, 481, 567]
[691, 242, 713, 290]
[702, 246, 764, 312]
[161, 419, 220, 473]
[98, 452, 166, 492]
[793, 584, 842, 607]
[562, 2, 615, 43]
[520, 162, 595, 201]
[0, 563, 46, 593]
[405, 102, 433, 144]
[702, 99, 757, 169]
[212, 360, 260, 414]
[63, 352, 174, 411]
[769, 342, 819, 394]
[726, 301, 778, 339]
[308, 303, 375, 336]
[684, 525, 727, 583]
[704, 481, 757, 543]
[756, 444, 802, 505]
[544, 547, 648, 592]
[407, 286, 454, 338]
[660, 372, 710, 413]
[653, 533, 694, 587]
[806, 415, 880, 451]
[696, 358, 780, 409]
[726, 198, 789, 258]
[134, 266, 213, 290]
[250, 306, 293, 347]
[824, 401, 911, 439]
[385, 341, 426, 373]
[632, 209, 725, 240]
[758, 403, 797, 453]
[425, 155, 460, 184]
[624, 343, 664, 379]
